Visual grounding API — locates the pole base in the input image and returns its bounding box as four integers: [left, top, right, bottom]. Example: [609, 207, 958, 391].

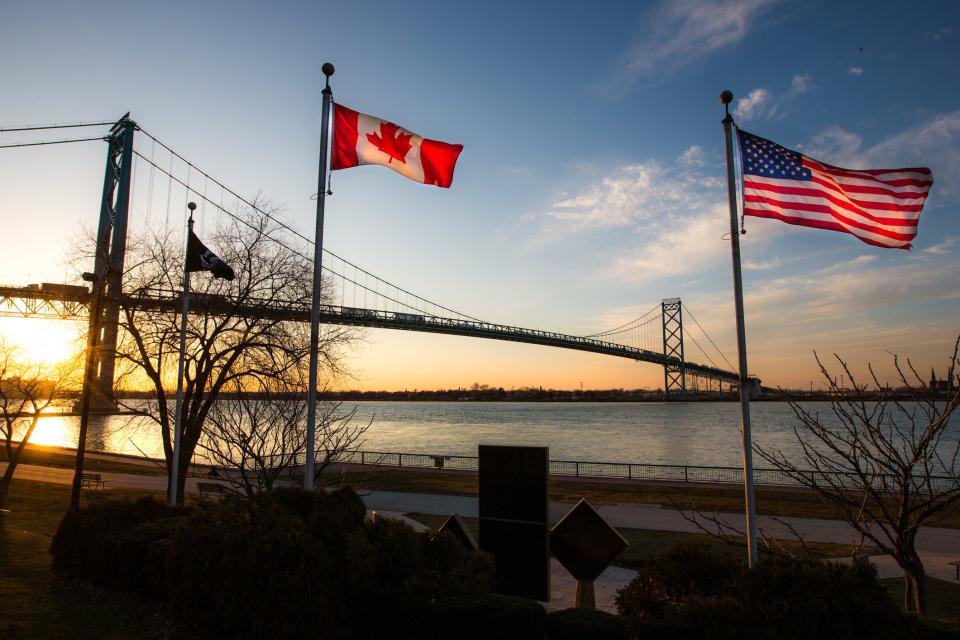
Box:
[574, 580, 595, 609]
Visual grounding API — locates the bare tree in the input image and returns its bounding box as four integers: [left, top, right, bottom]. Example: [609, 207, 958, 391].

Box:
[197, 377, 369, 496]
[0, 341, 79, 507]
[754, 338, 960, 617]
[110, 200, 356, 504]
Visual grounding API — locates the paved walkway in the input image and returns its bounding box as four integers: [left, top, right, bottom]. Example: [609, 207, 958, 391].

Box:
[5, 462, 958, 610]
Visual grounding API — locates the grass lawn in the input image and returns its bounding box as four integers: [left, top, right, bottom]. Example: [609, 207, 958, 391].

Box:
[0, 479, 168, 639]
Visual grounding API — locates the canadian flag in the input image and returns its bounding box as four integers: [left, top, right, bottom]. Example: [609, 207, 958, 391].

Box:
[331, 104, 463, 188]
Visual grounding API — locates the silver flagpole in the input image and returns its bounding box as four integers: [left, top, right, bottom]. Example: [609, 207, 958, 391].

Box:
[169, 202, 196, 506]
[720, 90, 759, 567]
[305, 63, 335, 490]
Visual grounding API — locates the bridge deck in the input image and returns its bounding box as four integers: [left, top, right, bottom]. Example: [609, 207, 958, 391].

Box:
[0, 285, 746, 384]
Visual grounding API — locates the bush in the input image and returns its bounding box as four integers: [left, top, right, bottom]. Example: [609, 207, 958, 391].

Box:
[421, 594, 547, 640]
[547, 607, 627, 640]
[52, 487, 498, 640]
[50, 496, 188, 598]
[616, 544, 914, 640]
[615, 542, 741, 620]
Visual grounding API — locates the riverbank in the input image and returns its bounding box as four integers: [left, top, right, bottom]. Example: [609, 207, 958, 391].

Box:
[5, 442, 960, 527]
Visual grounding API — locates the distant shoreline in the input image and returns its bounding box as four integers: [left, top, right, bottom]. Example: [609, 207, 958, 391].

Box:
[98, 388, 948, 403]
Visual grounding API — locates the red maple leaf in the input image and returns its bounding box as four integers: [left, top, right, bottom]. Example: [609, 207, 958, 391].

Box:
[366, 122, 413, 164]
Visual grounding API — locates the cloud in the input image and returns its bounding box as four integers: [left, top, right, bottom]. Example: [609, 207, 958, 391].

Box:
[679, 145, 705, 166]
[734, 88, 772, 121]
[790, 74, 812, 94]
[800, 112, 960, 198]
[848, 66, 864, 75]
[925, 26, 953, 40]
[734, 74, 812, 122]
[743, 258, 781, 271]
[543, 162, 721, 233]
[605, 207, 730, 281]
[922, 237, 957, 256]
[612, 0, 774, 85]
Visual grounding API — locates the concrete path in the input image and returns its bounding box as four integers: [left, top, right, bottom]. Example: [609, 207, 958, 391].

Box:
[6, 462, 958, 601]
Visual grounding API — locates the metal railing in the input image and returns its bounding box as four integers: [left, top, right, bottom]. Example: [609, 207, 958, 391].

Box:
[331, 449, 958, 492]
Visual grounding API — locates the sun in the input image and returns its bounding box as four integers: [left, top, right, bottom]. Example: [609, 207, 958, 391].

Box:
[0, 317, 83, 366]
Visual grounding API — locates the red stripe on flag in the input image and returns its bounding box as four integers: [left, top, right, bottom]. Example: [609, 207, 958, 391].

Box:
[809, 175, 928, 202]
[804, 158, 932, 187]
[743, 207, 910, 249]
[419, 139, 463, 188]
[743, 193, 916, 241]
[331, 104, 359, 170]
[743, 179, 923, 222]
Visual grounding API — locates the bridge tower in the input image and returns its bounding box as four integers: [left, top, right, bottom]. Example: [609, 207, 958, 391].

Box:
[90, 114, 136, 407]
[661, 298, 685, 399]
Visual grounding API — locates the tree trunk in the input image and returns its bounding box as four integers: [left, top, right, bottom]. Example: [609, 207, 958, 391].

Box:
[0, 476, 10, 510]
[902, 554, 928, 617]
[906, 569, 928, 618]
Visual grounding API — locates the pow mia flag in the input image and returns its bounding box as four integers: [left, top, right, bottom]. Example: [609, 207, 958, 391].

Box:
[185, 231, 235, 281]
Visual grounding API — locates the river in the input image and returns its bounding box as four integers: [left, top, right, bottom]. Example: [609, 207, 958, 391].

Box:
[21, 400, 960, 469]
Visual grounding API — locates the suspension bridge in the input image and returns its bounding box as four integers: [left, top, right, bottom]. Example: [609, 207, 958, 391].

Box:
[0, 115, 759, 401]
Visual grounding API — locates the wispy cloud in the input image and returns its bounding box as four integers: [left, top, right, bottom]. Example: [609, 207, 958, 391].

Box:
[921, 237, 957, 256]
[743, 257, 781, 271]
[734, 74, 812, 122]
[925, 25, 953, 40]
[848, 66, 864, 75]
[541, 162, 721, 234]
[679, 144, 705, 166]
[734, 88, 772, 121]
[609, 0, 775, 88]
[798, 111, 960, 197]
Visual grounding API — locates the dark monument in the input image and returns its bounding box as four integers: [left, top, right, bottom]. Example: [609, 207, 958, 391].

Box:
[478, 444, 550, 601]
[550, 498, 628, 609]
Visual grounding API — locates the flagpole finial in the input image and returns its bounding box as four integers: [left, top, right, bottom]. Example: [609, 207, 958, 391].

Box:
[720, 90, 734, 119]
[187, 201, 196, 222]
[322, 62, 335, 91]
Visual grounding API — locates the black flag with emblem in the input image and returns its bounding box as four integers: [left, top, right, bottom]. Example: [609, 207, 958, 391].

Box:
[186, 231, 235, 281]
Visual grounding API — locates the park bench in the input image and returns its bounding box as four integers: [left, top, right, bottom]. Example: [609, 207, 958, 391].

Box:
[80, 473, 105, 490]
[197, 482, 228, 497]
[950, 560, 960, 581]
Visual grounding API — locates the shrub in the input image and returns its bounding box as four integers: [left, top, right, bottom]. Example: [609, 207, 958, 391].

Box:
[616, 544, 913, 640]
[50, 496, 187, 597]
[164, 487, 494, 639]
[52, 487, 498, 640]
[547, 607, 627, 640]
[420, 594, 547, 640]
[615, 542, 741, 620]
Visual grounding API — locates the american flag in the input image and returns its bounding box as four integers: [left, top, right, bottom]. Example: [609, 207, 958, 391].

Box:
[737, 129, 933, 250]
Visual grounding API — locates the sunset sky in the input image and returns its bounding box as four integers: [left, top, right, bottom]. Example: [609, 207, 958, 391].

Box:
[1, 0, 958, 391]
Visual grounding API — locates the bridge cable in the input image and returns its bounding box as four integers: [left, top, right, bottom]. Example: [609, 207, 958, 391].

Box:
[683, 327, 719, 369]
[133, 149, 461, 318]
[681, 303, 736, 371]
[581, 305, 660, 338]
[0, 136, 106, 149]
[134, 129, 484, 322]
[0, 121, 116, 133]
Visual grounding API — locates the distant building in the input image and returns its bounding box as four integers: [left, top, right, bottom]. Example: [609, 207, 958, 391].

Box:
[929, 368, 952, 392]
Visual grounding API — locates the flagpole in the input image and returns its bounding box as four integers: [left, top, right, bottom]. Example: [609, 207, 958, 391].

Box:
[169, 202, 196, 506]
[305, 62, 335, 490]
[720, 90, 759, 567]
